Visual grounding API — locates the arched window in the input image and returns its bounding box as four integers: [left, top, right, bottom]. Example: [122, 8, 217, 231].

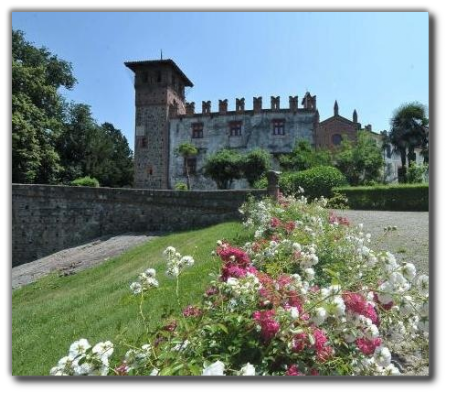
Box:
[332, 133, 343, 146]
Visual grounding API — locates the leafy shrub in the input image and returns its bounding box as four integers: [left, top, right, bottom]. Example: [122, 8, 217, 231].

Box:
[174, 182, 188, 191]
[327, 191, 350, 209]
[242, 149, 271, 187]
[281, 166, 348, 199]
[254, 167, 348, 200]
[253, 176, 267, 189]
[70, 176, 100, 187]
[406, 162, 428, 184]
[51, 195, 428, 376]
[334, 184, 429, 211]
[203, 149, 243, 189]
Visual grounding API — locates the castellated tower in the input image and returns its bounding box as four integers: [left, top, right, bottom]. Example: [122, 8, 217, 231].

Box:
[125, 59, 193, 189]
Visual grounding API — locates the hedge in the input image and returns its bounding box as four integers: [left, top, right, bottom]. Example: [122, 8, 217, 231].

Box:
[253, 167, 348, 200]
[333, 184, 429, 211]
[70, 176, 100, 188]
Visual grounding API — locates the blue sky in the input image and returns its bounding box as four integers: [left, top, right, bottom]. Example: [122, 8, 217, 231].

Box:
[12, 11, 429, 149]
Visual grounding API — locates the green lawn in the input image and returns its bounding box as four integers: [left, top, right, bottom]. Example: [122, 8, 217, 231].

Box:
[12, 221, 246, 375]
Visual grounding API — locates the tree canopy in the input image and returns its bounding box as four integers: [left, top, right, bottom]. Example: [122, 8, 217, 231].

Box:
[334, 131, 384, 186]
[12, 29, 133, 187]
[279, 140, 332, 172]
[389, 102, 429, 180]
[12, 29, 75, 183]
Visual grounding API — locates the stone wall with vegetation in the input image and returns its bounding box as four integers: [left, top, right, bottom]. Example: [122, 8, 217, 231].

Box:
[12, 185, 266, 266]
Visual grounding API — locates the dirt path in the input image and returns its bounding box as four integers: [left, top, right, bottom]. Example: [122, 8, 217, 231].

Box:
[12, 233, 159, 289]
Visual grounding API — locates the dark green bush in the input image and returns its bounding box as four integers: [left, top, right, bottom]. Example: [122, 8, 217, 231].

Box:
[70, 176, 100, 187]
[282, 166, 348, 199]
[253, 176, 268, 189]
[334, 184, 429, 211]
[253, 167, 348, 200]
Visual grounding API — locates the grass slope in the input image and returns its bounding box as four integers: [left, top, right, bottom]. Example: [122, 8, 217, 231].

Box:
[12, 222, 246, 375]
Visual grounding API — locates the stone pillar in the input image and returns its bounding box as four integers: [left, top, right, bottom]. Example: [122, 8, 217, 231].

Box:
[266, 170, 281, 201]
[289, 96, 298, 113]
[186, 102, 195, 117]
[219, 99, 228, 114]
[202, 101, 211, 115]
[236, 97, 245, 113]
[253, 97, 262, 113]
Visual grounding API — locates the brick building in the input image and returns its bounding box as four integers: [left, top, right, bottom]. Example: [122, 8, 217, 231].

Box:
[125, 59, 381, 189]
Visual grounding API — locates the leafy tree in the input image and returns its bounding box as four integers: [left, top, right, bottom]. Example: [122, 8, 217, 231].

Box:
[334, 131, 384, 186]
[203, 149, 243, 189]
[56, 102, 97, 183]
[175, 142, 198, 190]
[242, 149, 272, 187]
[12, 29, 76, 183]
[87, 123, 134, 187]
[389, 102, 429, 181]
[279, 140, 332, 172]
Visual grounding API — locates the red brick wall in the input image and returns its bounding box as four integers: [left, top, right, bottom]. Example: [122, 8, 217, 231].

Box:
[315, 117, 358, 149]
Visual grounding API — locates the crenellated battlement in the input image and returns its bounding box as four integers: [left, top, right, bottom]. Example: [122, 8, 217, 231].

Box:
[180, 92, 317, 118]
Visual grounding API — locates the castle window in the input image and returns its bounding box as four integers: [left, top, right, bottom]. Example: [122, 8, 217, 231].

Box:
[332, 133, 343, 146]
[136, 136, 148, 148]
[184, 157, 197, 175]
[229, 121, 242, 137]
[192, 123, 204, 138]
[156, 71, 162, 83]
[272, 119, 285, 136]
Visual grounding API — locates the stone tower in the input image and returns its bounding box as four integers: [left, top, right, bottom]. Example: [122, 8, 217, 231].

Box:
[125, 59, 193, 188]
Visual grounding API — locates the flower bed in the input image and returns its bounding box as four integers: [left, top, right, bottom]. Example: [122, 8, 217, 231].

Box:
[50, 194, 429, 376]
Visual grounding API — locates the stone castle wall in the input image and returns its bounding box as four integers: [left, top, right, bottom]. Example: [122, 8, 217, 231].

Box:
[12, 184, 266, 266]
[169, 108, 317, 189]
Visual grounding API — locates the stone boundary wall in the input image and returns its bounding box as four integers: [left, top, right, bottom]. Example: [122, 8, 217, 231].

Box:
[12, 185, 267, 266]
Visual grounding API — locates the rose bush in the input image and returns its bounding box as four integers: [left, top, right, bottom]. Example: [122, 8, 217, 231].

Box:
[51, 194, 428, 376]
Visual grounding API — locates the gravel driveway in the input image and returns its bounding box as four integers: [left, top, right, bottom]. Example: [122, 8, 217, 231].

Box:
[334, 210, 429, 274]
[334, 209, 430, 376]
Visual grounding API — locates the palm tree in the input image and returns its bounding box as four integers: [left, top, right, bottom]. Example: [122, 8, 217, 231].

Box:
[175, 142, 198, 190]
[389, 102, 428, 181]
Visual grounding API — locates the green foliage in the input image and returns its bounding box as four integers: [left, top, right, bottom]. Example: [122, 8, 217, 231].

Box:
[12, 29, 76, 184]
[57, 104, 134, 188]
[174, 182, 188, 191]
[334, 131, 384, 186]
[279, 140, 332, 171]
[175, 142, 198, 158]
[70, 176, 100, 187]
[279, 166, 348, 199]
[242, 149, 272, 187]
[12, 30, 134, 188]
[92, 123, 134, 187]
[203, 149, 243, 189]
[334, 184, 429, 211]
[327, 191, 349, 209]
[405, 162, 428, 184]
[252, 176, 268, 189]
[175, 142, 198, 190]
[389, 102, 429, 178]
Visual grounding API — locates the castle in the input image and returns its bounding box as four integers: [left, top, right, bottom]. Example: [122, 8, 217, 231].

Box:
[125, 58, 386, 190]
